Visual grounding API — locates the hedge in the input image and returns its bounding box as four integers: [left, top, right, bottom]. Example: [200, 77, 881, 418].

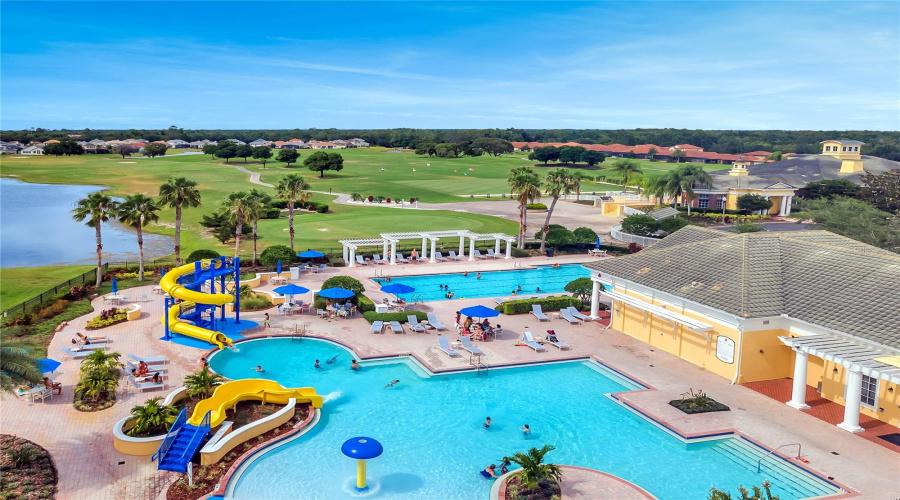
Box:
[675, 205, 743, 215]
[496, 296, 582, 315]
[357, 294, 376, 313]
[525, 203, 547, 210]
[362, 311, 428, 324]
[187, 249, 221, 262]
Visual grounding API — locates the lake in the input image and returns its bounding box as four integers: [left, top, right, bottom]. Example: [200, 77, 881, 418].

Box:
[0, 177, 174, 268]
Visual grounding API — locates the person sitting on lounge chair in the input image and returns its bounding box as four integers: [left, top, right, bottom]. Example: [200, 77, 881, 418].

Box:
[546, 330, 560, 342]
[151, 372, 162, 384]
[138, 361, 150, 376]
[43, 377, 62, 395]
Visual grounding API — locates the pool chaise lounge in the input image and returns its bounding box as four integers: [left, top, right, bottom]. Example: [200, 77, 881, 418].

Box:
[560, 309, 581, 325]
[460, 336, 483, 355]
[372, 254, 388, 264]
[127, 354, 168, 365]
[437, 336, 459, 357]
[434, 252, 449, 262]
[396, 253, 411, 263]
[531, 305, 549, 321]
[566, 307, 591, 321]
[426, 313, 447, 330]
[447, 251, 462, 261]
[389, 321, 404, 334]
[486, 249, 500, 259]
[522, 331, 546, 352]
[407, 315, 426, 333]
[370, 321, 385, 333]
[128, 374, 165, 392]
[356, 255, 368, 266]
[473, 249, 487, 259]
[542, 332, 571, 350]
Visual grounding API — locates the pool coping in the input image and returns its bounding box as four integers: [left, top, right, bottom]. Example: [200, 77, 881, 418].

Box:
[205, 334, 858, 499]
[492, 465, 658, 500]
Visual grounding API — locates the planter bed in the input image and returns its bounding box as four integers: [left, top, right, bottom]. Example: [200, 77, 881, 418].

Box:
[0, 434, 58, 500]
[669, 398, 730, 414]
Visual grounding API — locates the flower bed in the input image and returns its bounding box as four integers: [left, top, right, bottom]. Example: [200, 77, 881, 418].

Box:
[504, 475, 561, 500]
[0, 434, 58, 500]
[85, 307, 127, 330]
[669, 388, 730, 414]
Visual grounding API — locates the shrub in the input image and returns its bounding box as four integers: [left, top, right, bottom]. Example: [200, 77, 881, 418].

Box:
[737, 193, 774, 213]
[187, 249, 221, 262]
[315, 204, 329, 213]
[498, 296, 582, 315]
[261, 207, 281, 219]
[259, 245, 296, 267]
[659, 217, 690, 234]
[386, 197, 392, 203]
[241, 293, 273, 311]
[320, 276, 365, 295]
[356, 294, 376, 313]
[86, 308, 127, 329]
[573, 227, 598, 247]
[564, 278, 595, 305]
[367, 195, 374, 202]
[733, 220, 764, 233]
[362, 311, 428, 324]
[545, 228, 575, 248]
[525, 203, 547, 210]
[5, 445, 39, 468]
[511, 247, 530, 258]
[621, 214, 658, 236]
[627, 242, 643, 253]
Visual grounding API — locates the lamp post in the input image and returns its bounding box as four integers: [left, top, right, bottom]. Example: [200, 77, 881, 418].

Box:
[341, 437, 383, 491]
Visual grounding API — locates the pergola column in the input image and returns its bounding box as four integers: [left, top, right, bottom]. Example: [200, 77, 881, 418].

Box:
[421, 237, 428, 260]
[468, 238, 476, 261]
[429, 239, 437, 263]
[458, 236, 465, 259]
[785, 196, 793, 216]
[786, 350, 810, 410]
[389, 241, 397, 265]
[348, 247, 356, 267]
[495, 238, 501, 256]
[590, 279, 602, 319]
[382, 240, 389, 261]
[837, 368, 865, 433]
[780, 196, 788, 216]
[505, 240, 512, 259]
[342, 245, 349, 262]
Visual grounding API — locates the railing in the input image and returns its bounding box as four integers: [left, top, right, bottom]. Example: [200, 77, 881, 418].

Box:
[757, 443, 802, 473]
[609, 225, 661, 247]
[152, 407, 187, 462]
[1, 263, 109, 318]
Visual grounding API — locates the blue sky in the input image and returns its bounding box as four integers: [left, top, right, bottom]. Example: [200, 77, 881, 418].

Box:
[1, 1, 898, 130]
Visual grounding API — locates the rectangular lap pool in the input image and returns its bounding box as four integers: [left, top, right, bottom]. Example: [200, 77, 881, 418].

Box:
[373, 264, 592, 301]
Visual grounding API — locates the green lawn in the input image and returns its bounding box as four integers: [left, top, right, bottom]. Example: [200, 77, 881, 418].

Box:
[0, 265, 93, 310]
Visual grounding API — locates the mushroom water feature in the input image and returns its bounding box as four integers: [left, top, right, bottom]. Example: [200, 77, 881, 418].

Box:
[341, 437, 383, 492]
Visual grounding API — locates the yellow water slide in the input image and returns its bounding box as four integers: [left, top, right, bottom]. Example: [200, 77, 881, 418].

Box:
[188, 379, 324, 427]
[159, 261, 235, 349]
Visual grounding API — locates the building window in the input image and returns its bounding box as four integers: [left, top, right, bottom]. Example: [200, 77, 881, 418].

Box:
[824, 146, 830, 151]
[861, 375, 878, 409]
[854, 146, 859, 151]
[698, 195, 709, 209]
[716, 197, 726, 209]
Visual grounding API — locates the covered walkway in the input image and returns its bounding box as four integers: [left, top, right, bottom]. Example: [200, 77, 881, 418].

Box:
[339, 230, 516, 267]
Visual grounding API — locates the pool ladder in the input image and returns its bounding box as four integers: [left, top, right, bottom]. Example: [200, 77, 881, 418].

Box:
[471, 355, 490, 374]
[757, 443, 801, 473]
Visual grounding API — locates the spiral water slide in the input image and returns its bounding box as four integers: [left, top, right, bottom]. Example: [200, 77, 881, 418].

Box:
[159, 262, 235, 349]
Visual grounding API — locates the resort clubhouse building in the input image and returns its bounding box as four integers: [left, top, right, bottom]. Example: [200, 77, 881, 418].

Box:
[586, 226, 900, 431]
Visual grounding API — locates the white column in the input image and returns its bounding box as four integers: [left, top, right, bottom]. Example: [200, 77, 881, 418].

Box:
[421, 237, 428, 260]
[348, 247, 356, 267]
[505, 240, 512, 259]
[785, 196, 793, 216]
[780, 196, 788, 216]
[342, 245, 349, 262]
[382, 240, 389, 260]
[389, 241, 397, 265]
[837, 368, 865, 433]
[495, 238, 501, 256]
[458, 237, 465, 259]
[590, 279, 601, 319]
[786, 350, 810, 409]
[468, 238, 476, 261]
[429, 239, 437, 263]
[765, 196, 771, 215]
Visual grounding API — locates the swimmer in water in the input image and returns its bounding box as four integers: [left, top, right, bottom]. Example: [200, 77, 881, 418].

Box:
[326, 355, 339, 364]
[385, 380, 400, 387]
[520, 424, 531, 435]
[314, 360, 321, 368]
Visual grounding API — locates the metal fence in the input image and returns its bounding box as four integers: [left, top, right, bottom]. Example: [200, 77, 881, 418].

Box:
[1, 263, 109, 318]
[609, 224, 661, 247]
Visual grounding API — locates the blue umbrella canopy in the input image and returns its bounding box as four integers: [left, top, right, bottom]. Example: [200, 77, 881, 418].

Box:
[111, 277, 118, 294]
[276, 261, 283, 275]
[341, 437, 384, 460]
[380, 283, 415, 295]
[298, 249, 325, 258]
[318, 287, 355, 299]
[37, 358, 61, 374]
[273, 284, 310, 295]
[595, 236, 601, 249]
[459, 305, 500, 318]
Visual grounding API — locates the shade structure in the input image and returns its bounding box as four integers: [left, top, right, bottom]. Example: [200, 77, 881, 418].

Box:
[298, 249, 325, 258]
[380, 283, 415, 295]
[37, 358, 61, 374]
[341, 437, 384, 460]
[459, 305, 500, 318]
[318, 287, 355, 299]
[111, 278, 118, 294]
[273, 284, 310, 295]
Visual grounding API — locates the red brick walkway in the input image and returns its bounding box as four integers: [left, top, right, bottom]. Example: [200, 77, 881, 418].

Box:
[743, 378, 900, 454]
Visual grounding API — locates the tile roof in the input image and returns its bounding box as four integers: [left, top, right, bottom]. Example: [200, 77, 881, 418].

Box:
[585, 226, 900, 349]
[708, 154, 900, 189]
[820, 140, 865, 146]
[647, 206, 681, 220]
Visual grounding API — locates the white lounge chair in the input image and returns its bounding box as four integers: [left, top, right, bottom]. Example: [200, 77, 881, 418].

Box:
[473, 249, 487, 259]
[396, 253, 410, 263]
[126, 361, 170, 373]
[492, 297, 508, 305]
[426, 313, 447, 331]
[447, 251, 462, 261]
[127, 354, 168, 365]
[434, 252, 448, 262]
[543, 331, 571, 350]
[389, 321, 404, 334]
[566, 307, 591, 321]
[406, 316, 426, 333]
[372, 254, 388, 264]
[460, 336, 483, 355]
[486, 249, 500, 259]
[370, 321, 384, 333]
[531, 304, 549, 321]
[128, 374, 165, 392]
[522, 331, 546, 352]
[356, 255, 368, 266]
[437, 336, 459, 357]
[560, 309, 581, 325]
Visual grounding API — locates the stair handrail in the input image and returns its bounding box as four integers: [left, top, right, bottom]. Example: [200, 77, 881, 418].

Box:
[757, 443, 801, 473]
[152, 407, 187, 462]
[171, 411, 213, 471]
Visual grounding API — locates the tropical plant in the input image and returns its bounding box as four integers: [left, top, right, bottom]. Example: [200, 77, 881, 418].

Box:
[0, 345, 43, 394]
[158, 177, 202, 266]
[275, 174, 311, 252]
[80, 350, 122, 374]
[507, 167, 542, 248]
[538, 169, 577, 253]
[222, 191, 250, 257]
[709, 481, 780, 500]
[611, 159, 642, 193]
[72, 191, 118, 285]
[733, 220, 764, 233]
[666, 164, 713, 215]
[245, 189, 273, 265]
[5, 445, 39, 467]
[116, 193, 161, 280]
[565, 277, 596, 306]
[75, 367, 119, 402]
[509, 445, 563, 496]
[621, 214, 659, 236]
[183, 366, 226, 399]
[127, 397, 179, 436]
[259, 244, 296, 268]
[350, 192, 363, 202]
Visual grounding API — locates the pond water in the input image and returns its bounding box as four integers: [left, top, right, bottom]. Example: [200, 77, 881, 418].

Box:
[0, 177, 174, 268]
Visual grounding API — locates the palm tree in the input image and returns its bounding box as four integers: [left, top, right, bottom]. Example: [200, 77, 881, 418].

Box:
[81, 350, 121, 374]
[117, 194, 161, 281]
[539, 169, 577, 253]
[611, 159, 642, 193]
[569, 170, 587, 200]
[158, 177, 202, 266]
[246, 188, 273, 265]
[223, 191, 250, 257]
[183, 366, 225, 399]
[76, 368, 118, 402]
[669, 164, 714, 215]
[509, 445, 563, 496]
[643, 174, 671, 205]
[0, 346, 43, 394]
[507, 167, 542, 248]
[127, 397, 179, 436]
[274, 174, 311, 252]
[72, 192, 118, 285]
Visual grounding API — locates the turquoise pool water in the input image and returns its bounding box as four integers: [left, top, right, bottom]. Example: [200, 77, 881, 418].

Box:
[215, 339, 840, 500]
[373, 264, 592, 301]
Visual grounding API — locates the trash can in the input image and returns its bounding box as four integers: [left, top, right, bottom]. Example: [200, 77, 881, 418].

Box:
[546, 248, 555, 257]
[289, 266, 300, 280]
[375, 304, 389, 314]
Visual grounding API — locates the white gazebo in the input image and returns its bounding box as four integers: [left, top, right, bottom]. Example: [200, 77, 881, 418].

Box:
[339, 230, 516, 267]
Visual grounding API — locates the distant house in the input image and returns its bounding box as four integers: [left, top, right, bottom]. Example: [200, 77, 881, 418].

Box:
[308, 141, 343, 149]
[68, 134, 82, 138]
[0, 142, 23, 154]
[167, 140, 189, 148]
[224, 139, 246, 145]
[90, 139, 108, 146]
[248, 139, 269, 147]
[84, 144, 109, 154]
[671, 144, 704, 152]
[274, 141, 303, 150]
[20, 145, 44, 155]
[349, 138, 369, 148]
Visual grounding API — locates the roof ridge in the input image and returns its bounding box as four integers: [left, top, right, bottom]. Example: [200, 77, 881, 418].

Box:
[777, 233, 900, 260]
[739, 234, 749, 317]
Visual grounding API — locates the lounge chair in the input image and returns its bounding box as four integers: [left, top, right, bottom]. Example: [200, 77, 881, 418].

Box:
[372, 254, 388, 264]
[426, 313, 447, 331]
[126, 360, 170, 372]
[566, 307, 591, 321]
[61, 347, 93, 358]
[492, 297, 508, 305]
[128, 374, 165, 392]
[317, 308, 329, 318]
[437, 336, 459, 357]
[389, 321, 404, 334]
[396, 253, 410, 263]
[521, 331, 546, 352]
[315, 264, 327, 273]
[543, 331, 571, 350]
[473, 249, 487, 259]
[127, 354, 167, 365]
[560, 309, 581, 325]
[447, 251, 462, 261]
[407, 315, 426, 333]
[486, 249, 500, 259]
[434, 252, 448, 262]
[370, 321, 384, 333]
[531, 304, 549, 322]
[356, 255, 368, 266]
[459, 336, 483, 355]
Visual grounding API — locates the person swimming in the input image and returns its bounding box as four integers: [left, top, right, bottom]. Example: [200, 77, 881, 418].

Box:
[326, 355, 339, 364]
[385, 380, 400, 387]
[351, 360, 360, 370]
[520, 424, 531, 435]
[480, 464, 497, 478]
[253, 365, 265, 373]
[483, 417, 492, 429]
[314, 360, 321, 368]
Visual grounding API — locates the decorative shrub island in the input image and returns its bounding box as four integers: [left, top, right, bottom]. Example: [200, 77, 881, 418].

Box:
[74, 350, 121, 412]
[669, 388, 730, 414]
[0, 434, 58, 500]
[86, 308, 128, 330]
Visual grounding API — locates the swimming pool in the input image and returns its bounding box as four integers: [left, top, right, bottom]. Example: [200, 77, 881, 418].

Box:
[373, 264, 592, 301]
[214, 339, 841, 500]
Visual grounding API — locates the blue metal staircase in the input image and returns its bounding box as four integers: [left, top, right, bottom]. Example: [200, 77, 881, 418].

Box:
[152, 409, 212, 475]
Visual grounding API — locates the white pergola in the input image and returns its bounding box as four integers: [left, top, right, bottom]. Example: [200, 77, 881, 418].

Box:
[598, 288, 714, 333]
[779, 334, 900, 433]
[339, 230, 516, 267]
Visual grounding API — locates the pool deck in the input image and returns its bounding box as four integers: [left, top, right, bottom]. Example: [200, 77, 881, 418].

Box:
[1, 255, 898, 499]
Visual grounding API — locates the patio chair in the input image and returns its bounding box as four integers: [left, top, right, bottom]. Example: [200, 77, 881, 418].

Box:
[372, 254, 388, 264]
[370, 321, 384, 334]
[492, 297, 508, 305]
[531, 304, 549, 322]
[521, 331, 546, 352]
[407, 315, 426, 333]
[560, 309, 581, 325]
[139, 293, 149, 302]
[395, 253, 411, 264]
[315, 264, 327, 273]
[566, 307, 591, 321]
[128, 374, 165, 392]
[426, 313, 447, 331]
[434, 252, 448, 262]
[459, 336, 483, 355]
[356, 255, 369, 266]
[486, 249, 500, 259]
[317, 309, 329, 318]
[437, 336, 459, 357]
[389, 321, 404, 334]
[543, 330, 571, 350]
[473, 249, 487, 259]
[447, 251, 462, 261]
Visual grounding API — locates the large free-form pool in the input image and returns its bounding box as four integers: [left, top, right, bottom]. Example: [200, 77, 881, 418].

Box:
[214, 339, 841, 500]
[373, 264, 592, 301]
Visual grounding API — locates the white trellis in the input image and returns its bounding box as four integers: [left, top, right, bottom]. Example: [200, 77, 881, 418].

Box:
[338, 230, 516, 267]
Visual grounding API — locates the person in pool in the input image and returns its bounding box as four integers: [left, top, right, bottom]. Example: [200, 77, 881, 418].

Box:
[385, 380, 400, 387]
[483, 417, 492, 429]
[326, 355, 339, 364]
[476, 272, 482, 279]
[351, 360, 360, 370]
[314, 360, 321, 368]
[253, 365, 265, 373]
[520, 424, 531, 435]
[462, 271, 468, 277]
[481, 464, 497, 478]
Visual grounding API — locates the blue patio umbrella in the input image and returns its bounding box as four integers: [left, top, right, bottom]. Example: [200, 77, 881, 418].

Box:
[318, 287, 355, 299]
[298, 249, 325, 259]
[596, 236, 602, 249]
[274, 284, 310, 305]
[459, 305, 500, 318]
[111, 277, 118, 294]
[380, 283, 415, 295]
[276, 261, 283, 275]
[37, 358, 61, 374]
